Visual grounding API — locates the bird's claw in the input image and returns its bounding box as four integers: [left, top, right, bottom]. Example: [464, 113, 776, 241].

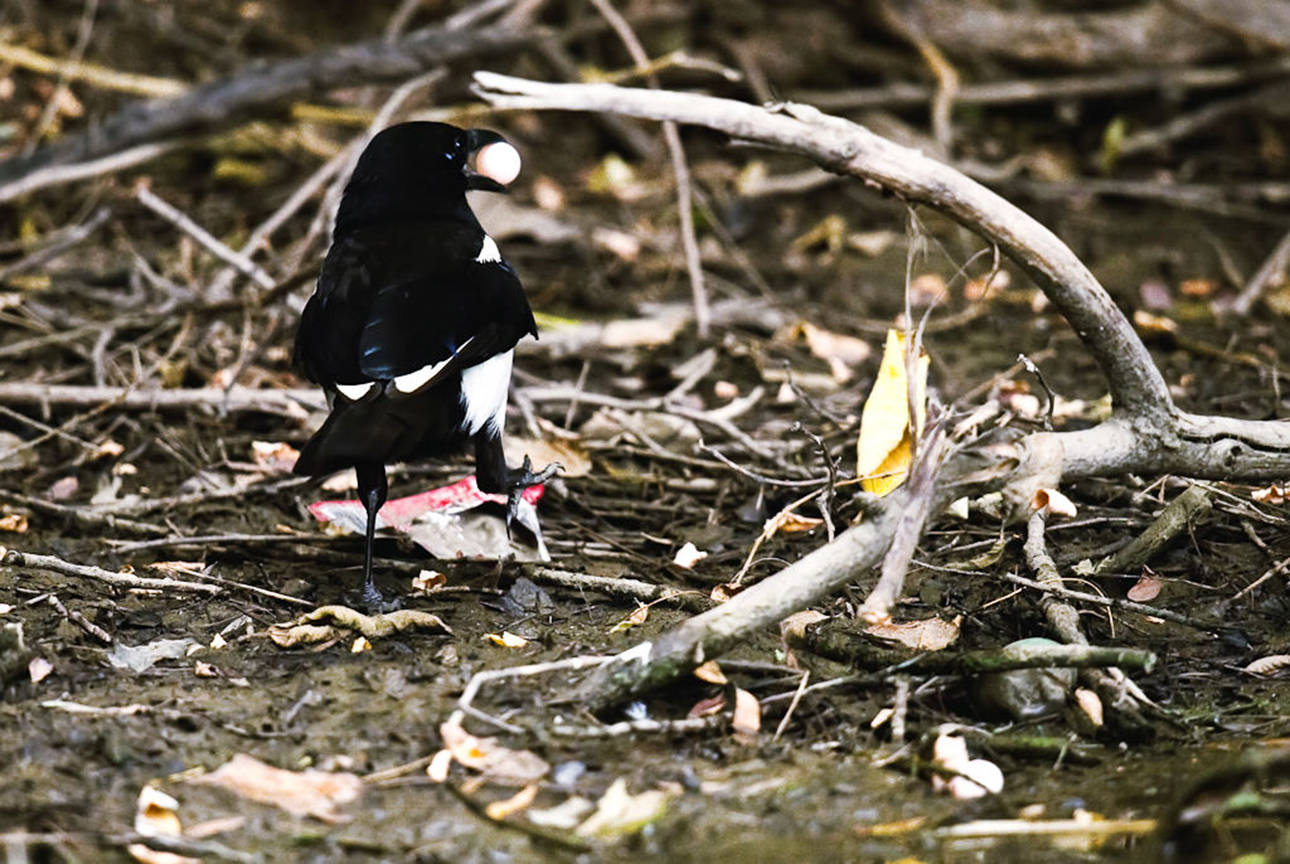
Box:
[504, 457, 562, 538]
[360, 582, 402, 614]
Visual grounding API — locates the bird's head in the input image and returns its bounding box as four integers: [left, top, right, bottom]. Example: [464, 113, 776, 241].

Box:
[336, 121, 521, 231]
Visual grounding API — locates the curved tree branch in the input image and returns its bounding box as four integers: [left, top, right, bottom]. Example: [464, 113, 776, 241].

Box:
[472, 72, 1173, 423]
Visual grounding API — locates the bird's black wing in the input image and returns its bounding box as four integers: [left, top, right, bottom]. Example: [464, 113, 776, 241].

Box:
[294, 221, 535, 392]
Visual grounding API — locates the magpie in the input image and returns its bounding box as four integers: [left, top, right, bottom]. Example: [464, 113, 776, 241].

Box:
[292, 121, 556, 608]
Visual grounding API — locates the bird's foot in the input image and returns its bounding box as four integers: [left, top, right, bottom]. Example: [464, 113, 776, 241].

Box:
[505, 455, 562, 537]
[359, 581, 402, 614]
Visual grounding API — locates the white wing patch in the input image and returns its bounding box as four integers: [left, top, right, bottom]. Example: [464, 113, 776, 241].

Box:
[335, 381, 375, 400]
[459, 349, 513, 435]
[475, 235, 501, 264]
[391, 336, 475, 394]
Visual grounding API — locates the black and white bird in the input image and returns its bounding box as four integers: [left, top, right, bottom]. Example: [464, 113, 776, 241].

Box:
[293, 121, 556, 608]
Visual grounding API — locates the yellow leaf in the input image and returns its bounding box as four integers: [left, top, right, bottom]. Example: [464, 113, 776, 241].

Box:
[856, 330, 929, 496]
[484, 631, 529, 648]
[609, 604, 650, 634]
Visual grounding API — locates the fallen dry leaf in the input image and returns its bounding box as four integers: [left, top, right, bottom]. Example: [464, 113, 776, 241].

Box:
[995, 379, 1042, 419]
[576, 778, 670, 838]
[1244, 654, 1290, 675]
[1139, 278, 1173, 310]
[89, 439, 125, 461]
[687, 694, 726, 718]
[609, 604, 650, 634]
[1073, 688, 1104, 727]
[790, 214, 847, 256]
[484, 631, 529, 648]
[600, 314, 686, 348]
[672, 541, 707, 569]
[1126, 568, 1164, 602]
[772, 510, 826, 534]
[713, 380, 739, 400]
[710, 582, 745, 603]
[350, 636, 371, 653]
[527, 796, 595, 830]
[1032, 487, 1078, 517]
[949, 759, 1005, 800]
[796, 321, 872, 379]
[427, 748, 454, 782]
[47, 476, 79, 500]
[0, 513, 28, 533]
[411, 570, 446, 593]
[909, 272, 948, 305]
[864, 614, 961, 652]
[856, 329, 929, 496]
[732, 688, 761, 742]
[1179, 278, 1217, 297]
[108, 638, 198, 673]
[847, 229, 898, 257]
[931, 733, 1004, 799]
[586, 153, 647, 201]
[1252, 483, 1286, 504]
[250, 440, 301, 474]
[964, 269, 1011, 301]
[28, 656, 53, 683]
[1132, 309, 1179, 334]
[128, 786, 196, 864]
[532, 175, 565, 211]
[440, 720, 550, 783]
[693, 660, 727, 685]
[591, 226, 641, 261]
[485, 784, 540, 820]
[321, 468, 358, 492]
[190, 753, 362, 823]
[779, 610, 828, 642]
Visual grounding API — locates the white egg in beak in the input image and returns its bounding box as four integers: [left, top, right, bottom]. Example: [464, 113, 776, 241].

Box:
[474, 141, 522, 187]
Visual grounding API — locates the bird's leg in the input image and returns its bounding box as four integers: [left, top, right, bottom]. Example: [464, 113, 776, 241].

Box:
[355, 460, 393, 610]
[474, 432, 561, 536]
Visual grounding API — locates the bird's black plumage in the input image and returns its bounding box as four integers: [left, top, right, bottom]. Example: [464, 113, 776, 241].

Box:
[292, 122, 551, 607]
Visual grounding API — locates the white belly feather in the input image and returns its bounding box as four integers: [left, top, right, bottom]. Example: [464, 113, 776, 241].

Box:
[459, 349, 513, 435]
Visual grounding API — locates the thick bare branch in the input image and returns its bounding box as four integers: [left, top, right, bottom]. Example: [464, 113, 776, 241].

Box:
[0, 23, 531, 199]
[472, 72, 1173, 423]
[573, 489, 909, 711]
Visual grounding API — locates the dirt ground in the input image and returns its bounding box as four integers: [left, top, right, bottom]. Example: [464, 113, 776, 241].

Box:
[3, 1, 1290, 862]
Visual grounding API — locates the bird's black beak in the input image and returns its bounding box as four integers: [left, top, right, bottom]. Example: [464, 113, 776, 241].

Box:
[464, 128, 510, 193]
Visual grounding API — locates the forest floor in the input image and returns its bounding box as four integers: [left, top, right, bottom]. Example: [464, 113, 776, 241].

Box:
[3, 1, 1290, 862]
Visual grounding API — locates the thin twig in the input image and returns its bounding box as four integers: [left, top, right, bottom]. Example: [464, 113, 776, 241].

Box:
[0, 206, 112, 280]
[587, 0, 709, 337]
[3, 549, 221, 595]
[135, 185, 275, 290]
[0, 382, 324, 415]
[1231, 226, 1290, 315]
[1002, 571, 1221, 632]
